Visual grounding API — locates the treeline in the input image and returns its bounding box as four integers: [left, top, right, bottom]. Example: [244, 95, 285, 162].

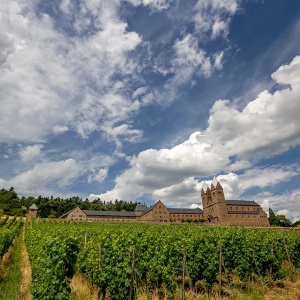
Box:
[0, 188, 139, 218]
[269, 207, 292, 227]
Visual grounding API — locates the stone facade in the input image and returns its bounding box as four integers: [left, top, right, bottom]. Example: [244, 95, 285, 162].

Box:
[28, 203, 38, 220]
[59, 177, 268, 226]
[62, 207, 87, 221]
[59, 200, 204, 223]
[201, 178, 269, 226]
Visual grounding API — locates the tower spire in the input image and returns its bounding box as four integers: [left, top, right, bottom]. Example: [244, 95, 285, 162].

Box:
[212, 176, 219, 188]
[202, 181, 208, 192]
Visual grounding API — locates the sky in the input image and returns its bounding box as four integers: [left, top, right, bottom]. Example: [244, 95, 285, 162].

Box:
[1, 0, 300, 221]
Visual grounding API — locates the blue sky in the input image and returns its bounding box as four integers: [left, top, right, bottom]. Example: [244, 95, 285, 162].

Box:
[1, 0, 300, 221]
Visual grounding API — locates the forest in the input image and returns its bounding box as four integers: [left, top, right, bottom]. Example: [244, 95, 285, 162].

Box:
[0, 187, 138, 218]
[0, 187, 293, 226]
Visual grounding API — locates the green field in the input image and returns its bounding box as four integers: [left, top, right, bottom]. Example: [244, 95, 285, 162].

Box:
[22, 220, 300, 300]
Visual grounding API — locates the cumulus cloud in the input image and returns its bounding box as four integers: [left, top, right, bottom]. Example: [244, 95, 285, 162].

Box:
[1, 159, 81, 196]
[53, 125, 69, 134]
[19, 144, 44, 162]
[206, 55, 300, 159]
[0, 0, 236, 158]
[238, 165, 300, 190]
[98, 132, 230, 202]
[250, 189, 300, 223]
[98, 54, 300, 207]
[127, 0, 171, 12]
[88, 168, 108, 183]
[0, 0, 143, 144]
[172, 34, 213, 79]
[0, 32, 15, 67]
[102, 124, 143, 143]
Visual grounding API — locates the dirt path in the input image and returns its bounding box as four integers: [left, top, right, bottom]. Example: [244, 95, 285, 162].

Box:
[20, 227, 33, 300]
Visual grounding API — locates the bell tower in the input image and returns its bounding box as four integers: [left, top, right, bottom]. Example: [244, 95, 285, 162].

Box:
[202, 177, 229, 224]
[201, 181, 212, 221]
[28, 203, 38, 220]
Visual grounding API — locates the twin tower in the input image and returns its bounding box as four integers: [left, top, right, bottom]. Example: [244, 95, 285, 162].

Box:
[201, 177, 228, 223]
[201, 177, 269, 226]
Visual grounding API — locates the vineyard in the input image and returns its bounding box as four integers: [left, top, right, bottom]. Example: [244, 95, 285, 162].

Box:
[0, 216, 23, 261]
[21, 220, 300, 300]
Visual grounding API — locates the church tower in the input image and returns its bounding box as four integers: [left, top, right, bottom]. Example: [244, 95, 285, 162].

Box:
[201, 177, 229, 224]
[201, 182, 211, 221]
[28, 203, 38, 220]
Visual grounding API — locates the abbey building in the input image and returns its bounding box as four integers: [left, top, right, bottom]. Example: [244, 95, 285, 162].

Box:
[201, 177, 269, 226]
[59, 177, 268, 226]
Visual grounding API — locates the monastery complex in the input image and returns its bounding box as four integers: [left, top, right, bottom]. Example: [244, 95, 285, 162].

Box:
[57, 177, 269, 226]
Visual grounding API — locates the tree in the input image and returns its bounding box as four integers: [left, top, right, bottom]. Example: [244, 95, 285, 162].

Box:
[269, 208, 276, 225]
[269, 207, 292, 227]
[274, 215, 292, 227]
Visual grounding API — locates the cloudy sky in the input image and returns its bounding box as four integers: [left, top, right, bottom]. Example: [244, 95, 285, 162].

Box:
[1, 0, 300, 221]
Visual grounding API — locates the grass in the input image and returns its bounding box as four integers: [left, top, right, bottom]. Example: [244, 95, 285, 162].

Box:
[0, 228, 23, 300]
[69, 271, 99, 300]
[69, 268, 300, 300]
[19, 226, 33, 300]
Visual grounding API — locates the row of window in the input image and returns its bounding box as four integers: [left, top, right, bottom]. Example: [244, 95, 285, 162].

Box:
[170, 214, 203, 218]
[228, 215, 267, 218]
[229, 207, 258, 211]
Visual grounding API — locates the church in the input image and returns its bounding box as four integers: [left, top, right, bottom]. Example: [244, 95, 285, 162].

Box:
[201, 177, 269, 226]
[59, 177, 268, 226]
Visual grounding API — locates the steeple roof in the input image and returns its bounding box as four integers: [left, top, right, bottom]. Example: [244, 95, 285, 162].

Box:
[212, 176, 219, 187]
[202, 181, 209, 192]
[29, 203, 38, 210]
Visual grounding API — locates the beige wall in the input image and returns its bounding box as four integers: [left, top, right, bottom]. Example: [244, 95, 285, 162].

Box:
[202, 182, 269, 227]
[86, 215, 137, 222]
[226, 205, 269, 226]
[139, 201, 170, 223]
[64, 207, 87, 221]
[28, 209, 37, 220]
[169, 213, 204, 223]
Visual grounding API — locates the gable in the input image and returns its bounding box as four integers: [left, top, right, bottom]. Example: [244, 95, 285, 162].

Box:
[59, 206, 86, 219]
[139, 200, 169, 217]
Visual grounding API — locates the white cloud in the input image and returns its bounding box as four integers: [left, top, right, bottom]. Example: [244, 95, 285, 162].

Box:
[277, 209, 290, 218]
[127, 0, 171, 12]
[0, 0, 237, 161]
[193, 0, 239, 39]
[251, 189, 300, 223]
[19, 144, 44, 162]
[0, 0, 143, 144]
[172, 34, 212, 79]
[88, 168, 108, 183]
[99, 54, 300, 205]
[53, 125, 69, 134]
[3, 159, 81, 196]
[239, 165, 300, 190]
[98, 132, 230, 202]
[102, 124, 143, 142]
[0, 32, 15, 67]
[152, 177, 203, 206]
[206, 55, 300, 159]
